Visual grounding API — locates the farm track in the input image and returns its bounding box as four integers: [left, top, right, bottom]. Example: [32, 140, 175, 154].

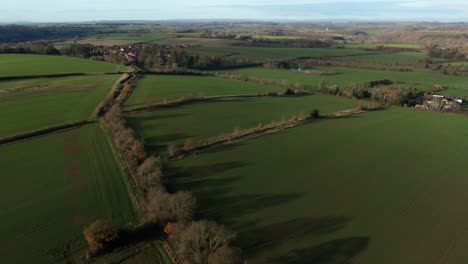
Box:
[0, 120, 93, 146]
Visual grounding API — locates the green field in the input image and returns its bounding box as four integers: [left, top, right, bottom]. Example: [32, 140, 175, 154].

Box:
[126, 95, 358, 153]
[0, 124, 135, 264]
[186, 46, 377, 61]
[224, 67, 468, 96]
[0, 54, 128, 77]
[89, 33, 168, 42]
[337, 43, 424, 49]
[124, 75, 283, 110]
[0, 75, 119, 138]
[169, 107, 468, 263]
[350, 52, 426, 62]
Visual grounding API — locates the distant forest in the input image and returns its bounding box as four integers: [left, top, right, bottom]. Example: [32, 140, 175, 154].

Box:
[0, 25, 96, 43]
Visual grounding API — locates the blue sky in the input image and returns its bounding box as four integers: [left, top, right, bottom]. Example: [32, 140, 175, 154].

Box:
[2, 0, 467, 22]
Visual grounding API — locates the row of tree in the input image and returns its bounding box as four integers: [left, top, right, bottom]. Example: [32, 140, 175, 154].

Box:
[319, 79, 422, 106]
[0, 42, 60, 55]
[88, 80, 243, 263]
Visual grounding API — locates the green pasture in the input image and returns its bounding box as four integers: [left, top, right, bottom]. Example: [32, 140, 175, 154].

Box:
[124, 75, 283, 110]
[350, 52, 426, 62]
[0, 54, 128, 77]
[224, 67, 468, 96]
[337, 43, 424, 49]
[169, 107, 468, 263]
[0, 75, 118, 138]
[0, 124, 135, 264]
[125, 95, 358, 153]
[186, 46, 375, 61]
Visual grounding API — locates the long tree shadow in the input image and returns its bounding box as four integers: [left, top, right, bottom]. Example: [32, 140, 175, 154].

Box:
[167, 160, 360, 264]
[237, 216, 351, 257]
[270, 236, 370, 264]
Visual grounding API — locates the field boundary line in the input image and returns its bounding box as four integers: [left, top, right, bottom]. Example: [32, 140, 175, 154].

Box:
[91, 72, 133, 118]
[0, 120, 93, 146]
[170, 108, 381, 160]
[0, 72, 130, 82]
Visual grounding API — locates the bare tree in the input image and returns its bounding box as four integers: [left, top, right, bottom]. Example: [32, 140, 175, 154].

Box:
[170, 220, 237, 264]
[146, 190, 196, 224]
[83, 220, 120, 254]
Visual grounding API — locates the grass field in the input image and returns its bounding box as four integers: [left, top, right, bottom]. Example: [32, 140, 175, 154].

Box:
[223, 67, 468, 95]
[0, 54, 128, 77]
[337, 43, 424, 49]
[0, 124, 135, 264]
[169, 107, 468, 263]
[350, 52, 426, 62]
[186, 46, 377, 61]
[126, 95, 359, 153]
[0, 75, 118, 138]
[123, 75, 283, 110]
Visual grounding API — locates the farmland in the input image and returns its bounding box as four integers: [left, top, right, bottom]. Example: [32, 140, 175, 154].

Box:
[1, 20, 468, 264]
[126, 93, 359, 152]
[0, 54, 128, 77]
[123, 75, 283, 109]
[185, 46, 377, 61]
[223, 67, 468, 95]
[169, 108, 468, 263]
[0, 123, 135, 264]
[0, 75, 119, 138]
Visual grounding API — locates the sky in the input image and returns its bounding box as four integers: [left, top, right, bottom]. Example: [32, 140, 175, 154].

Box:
[1, 0, 467, 22]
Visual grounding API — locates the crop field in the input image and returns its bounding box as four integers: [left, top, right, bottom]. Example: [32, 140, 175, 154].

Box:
[0, 123, 135, 264]
[0, 54, 128, 77]
[169, 107, 468, 263]
[123, 75, 283, 110]
[126, 95, 358, 153]
[185, 46, 377, 61]
[0, 75, 119, 138]
[224, 67, 468, 95]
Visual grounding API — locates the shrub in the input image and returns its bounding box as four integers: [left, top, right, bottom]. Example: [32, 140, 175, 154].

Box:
[343, 84, 370, 99]
[183, 138, 195, 151]
[283, 88, 295, 95]
[310, 109, 320, 119]
[318, 80, 340, 95]
[167, 143, 179, 157]
[83, 220, 120, 254]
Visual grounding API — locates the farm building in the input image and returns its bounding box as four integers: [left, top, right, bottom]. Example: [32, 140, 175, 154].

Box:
[422, 95, 463, 112]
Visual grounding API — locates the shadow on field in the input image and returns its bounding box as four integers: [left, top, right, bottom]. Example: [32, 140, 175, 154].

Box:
[166, 160, 247, 192]
[270, 236, 370, 264]
[145, 132, 190, 153]
[239, 216, 351, 254]
[167, 159, 365, 263]
[126, 112, 190, 123]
